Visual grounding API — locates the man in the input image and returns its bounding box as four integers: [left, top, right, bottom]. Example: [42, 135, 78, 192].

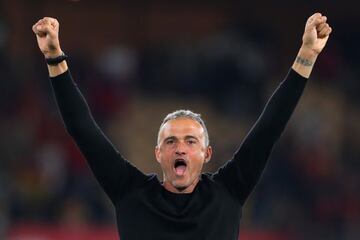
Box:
[32, 13, 331, 239]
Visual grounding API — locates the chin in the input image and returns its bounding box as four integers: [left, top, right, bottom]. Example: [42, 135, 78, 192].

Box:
[174, 185, 188, 192]
[172, 180, 190, 191]
[172, 177, 197, 192]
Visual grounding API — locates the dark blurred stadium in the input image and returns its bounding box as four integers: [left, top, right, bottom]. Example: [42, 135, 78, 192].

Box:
[0, 0, 359, 239]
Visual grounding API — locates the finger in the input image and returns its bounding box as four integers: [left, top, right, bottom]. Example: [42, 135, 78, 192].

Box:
[319, 24, 329, 35]
[32, 19, 43, 33]
[312, 16, 327, 28]
[43, 17, 59, 29]
[35, 23, 53, 36]
[32, 22, 44, 35]
[43, 16, 56, 22]
[317, 23, 328, 33]
[307, 12, 321, 25]
[310, 12, 322, 20]
[32, 24, 38, 34]
[42, 17, 51, 27]
[319, 25, 331, 38]
[32, 17, 59, 37]
[32, 28, 46, 37]
[323, 27, 332, 37]
[307, 12, 326, 28]
[318, 16, 327, 25]
[328, 27, 333, 35]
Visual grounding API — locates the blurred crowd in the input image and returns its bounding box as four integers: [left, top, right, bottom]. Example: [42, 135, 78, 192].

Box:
[0, 1, 359, 240]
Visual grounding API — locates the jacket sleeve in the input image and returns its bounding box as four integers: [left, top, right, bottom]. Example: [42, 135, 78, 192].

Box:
[50, 70, 147, 204]
[213, 69, 307, 205]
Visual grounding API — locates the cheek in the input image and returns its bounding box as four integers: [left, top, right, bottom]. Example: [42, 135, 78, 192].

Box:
[189, 148, 206, 160]
[159, 151, 174, 168]
[157, 147, 172, 160]
[189, 151, 206, 169]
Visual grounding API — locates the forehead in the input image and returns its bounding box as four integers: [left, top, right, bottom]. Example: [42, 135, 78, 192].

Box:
[159, 118, 204, 139]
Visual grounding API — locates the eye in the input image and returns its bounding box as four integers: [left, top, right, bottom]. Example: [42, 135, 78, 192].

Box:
[187, 139, 197, 145]
[166, 139, 174, 145]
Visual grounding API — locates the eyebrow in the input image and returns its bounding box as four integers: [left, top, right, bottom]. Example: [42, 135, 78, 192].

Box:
[163, 135, 199, 142]
[163, 136, 176, 142]
[184, 135, 198, 141]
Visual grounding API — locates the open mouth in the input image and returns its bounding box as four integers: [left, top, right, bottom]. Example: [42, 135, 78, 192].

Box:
[174, 159, 187, 176]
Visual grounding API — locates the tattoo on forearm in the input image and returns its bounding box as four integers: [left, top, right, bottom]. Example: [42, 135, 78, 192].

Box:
[296, 56, 313, 67]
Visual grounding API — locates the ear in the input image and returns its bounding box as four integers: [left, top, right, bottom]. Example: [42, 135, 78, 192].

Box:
[204, 146, 212, 163]
[155, 146, 161, 164]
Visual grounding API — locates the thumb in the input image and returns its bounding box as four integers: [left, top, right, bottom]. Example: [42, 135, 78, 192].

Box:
[307, 13, 321, 27]
[33, 17, 59, 38]
[35, 24, 56, 38]
[306, 13, 327, 31]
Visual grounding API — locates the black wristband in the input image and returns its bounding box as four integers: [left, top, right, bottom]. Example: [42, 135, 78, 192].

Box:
[45, 52, 68, 65]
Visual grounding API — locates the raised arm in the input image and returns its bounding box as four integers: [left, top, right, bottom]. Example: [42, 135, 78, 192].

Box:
[214, 13, 332, 204]
[292, 12, 332, 78]
[32, 17, 147, 203]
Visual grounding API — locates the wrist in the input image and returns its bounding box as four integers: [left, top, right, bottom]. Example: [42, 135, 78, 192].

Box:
[44, 49, 63, 59]
[46, 52, 68, 66]
[291, 45, 318, 79]
[45, 50, 69, 77]
[47, 59, 68, 77]
[299, 44, 319, 59]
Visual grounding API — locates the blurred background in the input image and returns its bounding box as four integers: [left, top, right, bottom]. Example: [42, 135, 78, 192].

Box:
[0, 0, 359, 239]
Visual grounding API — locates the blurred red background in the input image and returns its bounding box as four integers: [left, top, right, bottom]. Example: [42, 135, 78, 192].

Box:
[0, 1, 359, 239]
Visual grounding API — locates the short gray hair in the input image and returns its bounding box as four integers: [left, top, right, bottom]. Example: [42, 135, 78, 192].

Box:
[157, 110, 210, 147]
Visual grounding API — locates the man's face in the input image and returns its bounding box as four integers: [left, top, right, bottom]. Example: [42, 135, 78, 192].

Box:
[155, 118, 212, 193]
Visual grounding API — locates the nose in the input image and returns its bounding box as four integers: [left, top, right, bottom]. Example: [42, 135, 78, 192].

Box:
[175, 141, 186, 156]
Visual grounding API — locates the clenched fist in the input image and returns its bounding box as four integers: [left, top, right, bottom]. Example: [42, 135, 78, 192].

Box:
[291, 12, 332, 78]
[302, 13, 332, 55]
[32, 17, 63, 58]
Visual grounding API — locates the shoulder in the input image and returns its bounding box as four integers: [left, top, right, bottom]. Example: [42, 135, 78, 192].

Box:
[199, 173, 226, 190]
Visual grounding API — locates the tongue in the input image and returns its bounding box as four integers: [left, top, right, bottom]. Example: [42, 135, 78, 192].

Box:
[175, 165, 186, 176]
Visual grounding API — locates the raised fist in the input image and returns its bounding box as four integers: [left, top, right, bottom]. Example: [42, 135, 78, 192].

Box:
[302, 13, 332, 55]
[32, 17, 62, 58]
